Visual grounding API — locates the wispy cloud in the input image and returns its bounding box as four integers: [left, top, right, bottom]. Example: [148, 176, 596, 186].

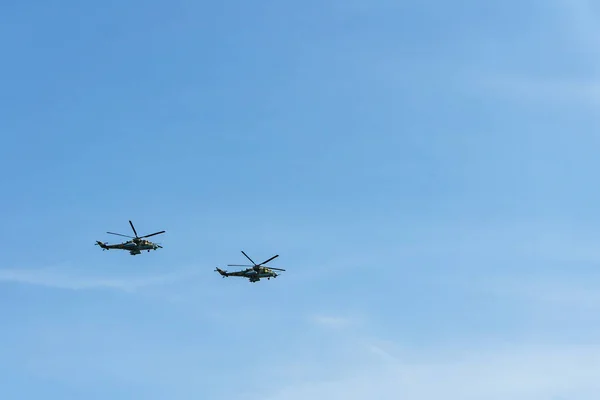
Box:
[365, 341, 400, 363]
[554, 0, 600, 60]
[477, 74, 600, 106]
[0, 267, 199, 292]
[310, 314, 356, 329]
[481, 275, 600, 311]
[465, 1, 600, 107]
[258, 343, 600, 400]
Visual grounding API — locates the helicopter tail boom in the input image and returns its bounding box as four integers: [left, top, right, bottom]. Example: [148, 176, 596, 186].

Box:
[215, 267, 228, 277]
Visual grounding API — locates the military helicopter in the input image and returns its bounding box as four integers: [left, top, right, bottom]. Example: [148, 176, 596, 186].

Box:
[215, 250, 285, 283]
[95, 220, 165, 255]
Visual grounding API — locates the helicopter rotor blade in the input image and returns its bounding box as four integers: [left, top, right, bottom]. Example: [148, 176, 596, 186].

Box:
[129, 220, 139, 238]
[140, 231, 165, 238]
[268, 267, 286, 271]
[227, 264, 253, 267]
[258, 254, 279, 265]
[107, 232, 134, 238]
[241, 251, 257, 265]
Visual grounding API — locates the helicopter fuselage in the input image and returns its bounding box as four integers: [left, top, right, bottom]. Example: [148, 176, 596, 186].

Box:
[97, 240, 160, 255]
[96, 220, 165, 256]
[215, 251, 285, 283]
[215, 267, 279, 282]
[245, 269, 278, 281]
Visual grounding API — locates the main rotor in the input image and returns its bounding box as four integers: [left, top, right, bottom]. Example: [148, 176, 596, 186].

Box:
[107, 220, 165, 245]
[228, 250, 286, 272]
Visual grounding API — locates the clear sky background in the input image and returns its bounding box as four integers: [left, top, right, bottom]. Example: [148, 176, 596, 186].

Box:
[2, 0, 600, 399]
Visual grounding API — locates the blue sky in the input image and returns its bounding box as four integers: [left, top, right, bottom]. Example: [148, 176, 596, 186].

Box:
[2, 0, 600, 398]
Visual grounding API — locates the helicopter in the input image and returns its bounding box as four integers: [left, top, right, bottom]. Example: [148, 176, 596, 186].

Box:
[95, 220, 165, 255]
[215, 250, 285, 283]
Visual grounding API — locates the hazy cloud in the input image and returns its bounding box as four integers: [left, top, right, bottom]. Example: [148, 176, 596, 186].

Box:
[310, 314, 356, 329]
[470, 1, 600, 107]
[258, 344, 600, 400]
[555, 0, 600, 59]
[476, 74, 600, 106]
[482, 276, 600, 311]
[0, 267, 198, 292]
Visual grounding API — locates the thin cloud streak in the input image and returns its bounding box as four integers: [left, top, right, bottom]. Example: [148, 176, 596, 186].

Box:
[0, 267, 199, 292]
[481, 277, 600, 311]
[555, 0, 600, 61]
[311, 314, 356, 329]
[468, 1, 600, 107]
[259, 344, 600, 400]
[478, 75, 600, 106]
